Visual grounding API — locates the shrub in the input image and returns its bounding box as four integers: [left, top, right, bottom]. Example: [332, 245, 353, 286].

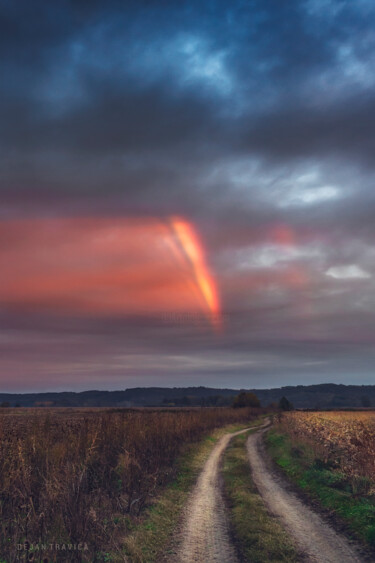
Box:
[232, 392, 260, 408]
[279, 396, 294, 411]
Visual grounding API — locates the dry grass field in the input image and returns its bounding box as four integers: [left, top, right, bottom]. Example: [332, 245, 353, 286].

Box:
[0, 406, 259, 562]
[276, 411, 375, 480]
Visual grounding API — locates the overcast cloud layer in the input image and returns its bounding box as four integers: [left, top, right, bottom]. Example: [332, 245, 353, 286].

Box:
[1, 0, 375, 391]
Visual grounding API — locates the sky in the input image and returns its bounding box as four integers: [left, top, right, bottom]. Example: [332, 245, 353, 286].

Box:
[1, 0, 375, 392]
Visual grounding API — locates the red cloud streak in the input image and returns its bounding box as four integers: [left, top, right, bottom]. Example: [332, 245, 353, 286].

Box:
[0, 217, 221, 325]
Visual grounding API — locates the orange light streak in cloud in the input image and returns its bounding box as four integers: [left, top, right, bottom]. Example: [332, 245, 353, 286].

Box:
[170, 217, 221, 329]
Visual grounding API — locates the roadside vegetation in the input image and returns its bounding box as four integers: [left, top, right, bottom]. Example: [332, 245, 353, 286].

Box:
[266, 411, 375, 548]
[0, 407, 261, 562]
[222, 429, 299, 563]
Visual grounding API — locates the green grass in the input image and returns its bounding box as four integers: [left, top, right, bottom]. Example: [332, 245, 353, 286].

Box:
[266, 430, 375, 548]
[120, 419, 263, 562]
[222, 431, 299, 563]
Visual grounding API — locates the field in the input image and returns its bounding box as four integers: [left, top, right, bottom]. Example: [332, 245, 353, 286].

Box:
[275, 411, 375, 480]
[0, 407, 259, 562]
[267, 411, 375, 547]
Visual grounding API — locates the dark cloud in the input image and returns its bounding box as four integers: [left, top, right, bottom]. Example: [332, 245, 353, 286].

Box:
[241, 94, 375, 163]
[1, 0, 375, 390]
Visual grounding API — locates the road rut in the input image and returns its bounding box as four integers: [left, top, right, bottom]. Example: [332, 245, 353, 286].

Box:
[246, 425, 364, 563]
[174, 424, 266, 563]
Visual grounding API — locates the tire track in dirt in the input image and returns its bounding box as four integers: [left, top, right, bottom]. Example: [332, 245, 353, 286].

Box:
[246, 425, 365, 563]
[174, 423, 268, 563]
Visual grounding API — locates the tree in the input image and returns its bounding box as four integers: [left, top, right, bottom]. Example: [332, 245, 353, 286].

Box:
[233, 391, 260, 408]
[278, 396, 293, 411]
[0, 401, 10, 408]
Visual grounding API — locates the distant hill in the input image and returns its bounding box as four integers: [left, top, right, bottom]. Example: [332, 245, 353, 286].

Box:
[0, 387, 237, 408]
[0, 383, 375, 408]
[251, 383, 375, 409]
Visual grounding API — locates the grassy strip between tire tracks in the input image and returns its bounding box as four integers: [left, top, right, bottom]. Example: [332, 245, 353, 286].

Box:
[222, 430, 299, 563]
[119, 417, 265, 562]
[266, 430, 375, 549]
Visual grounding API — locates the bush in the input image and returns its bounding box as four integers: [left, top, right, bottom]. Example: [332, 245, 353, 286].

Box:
[233, 392, 260, 408]
[279, 396, 294, 411]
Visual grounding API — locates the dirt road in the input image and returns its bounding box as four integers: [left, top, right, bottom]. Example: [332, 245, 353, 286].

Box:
[174, 424, 262, 563]
[173, 420, 365, 563]
[246, 425, 364, 563]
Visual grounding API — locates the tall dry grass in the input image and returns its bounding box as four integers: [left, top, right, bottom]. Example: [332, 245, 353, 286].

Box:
[0, 407, 259, 561]
[276, 411, 375, 479]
